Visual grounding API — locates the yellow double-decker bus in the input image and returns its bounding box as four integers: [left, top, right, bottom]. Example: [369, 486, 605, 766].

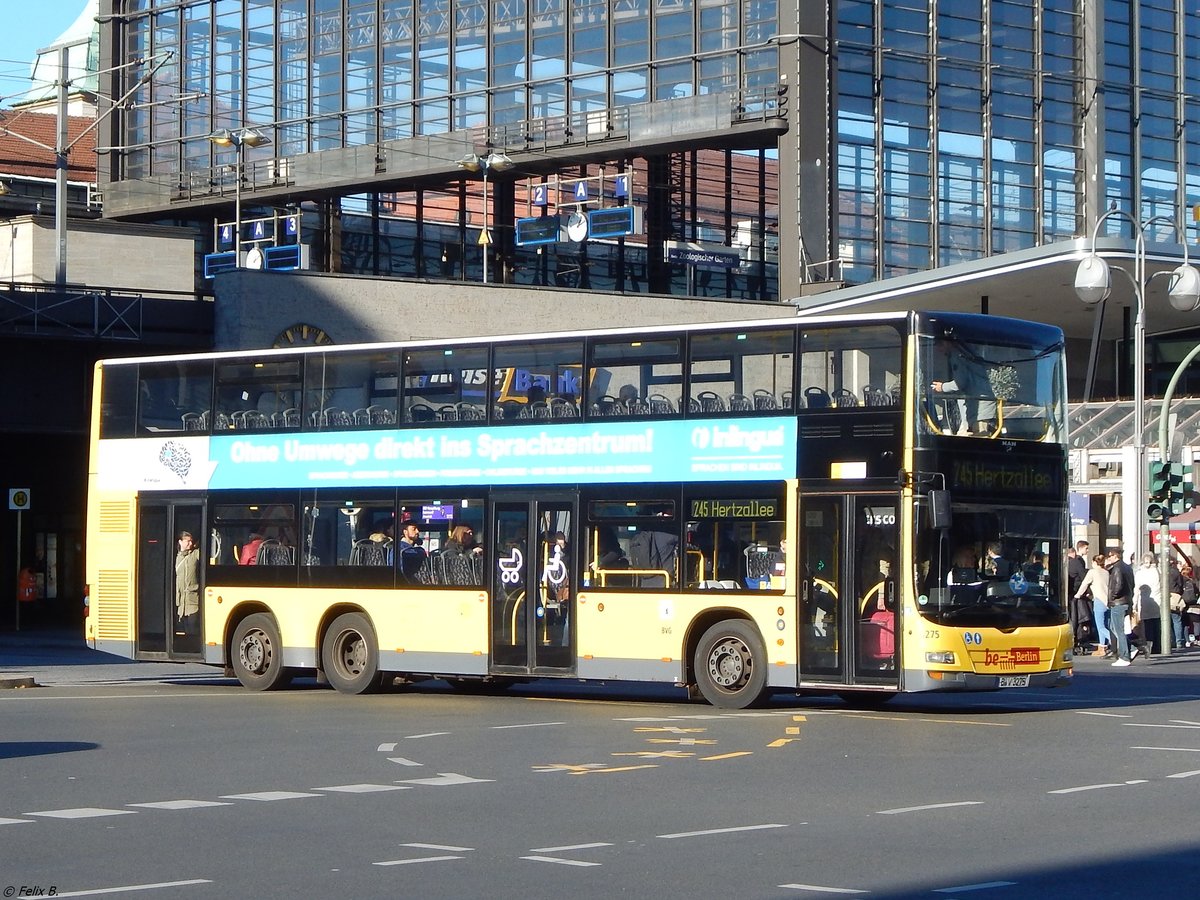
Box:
[85, 310, 1073, 707]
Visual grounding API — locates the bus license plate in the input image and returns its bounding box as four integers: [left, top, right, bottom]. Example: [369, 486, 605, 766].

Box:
[998, 675, 1030, 688]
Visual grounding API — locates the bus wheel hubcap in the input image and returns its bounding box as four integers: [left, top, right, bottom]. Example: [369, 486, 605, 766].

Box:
[240, 631, 269, 673]
[709, 638, 749, 688]
[338, 634, 365, 675]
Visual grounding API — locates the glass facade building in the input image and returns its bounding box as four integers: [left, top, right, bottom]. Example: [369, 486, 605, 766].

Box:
[96, 1, 1200, 299]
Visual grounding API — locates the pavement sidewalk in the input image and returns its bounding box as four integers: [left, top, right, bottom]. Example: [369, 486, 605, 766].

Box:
[0, 626, 219, 688]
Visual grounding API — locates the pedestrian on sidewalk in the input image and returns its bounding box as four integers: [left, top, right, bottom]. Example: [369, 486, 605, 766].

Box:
[1106, 547, 1136, 667]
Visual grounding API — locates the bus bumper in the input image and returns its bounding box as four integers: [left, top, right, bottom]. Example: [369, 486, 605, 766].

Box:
[903, 667, 1073, 692]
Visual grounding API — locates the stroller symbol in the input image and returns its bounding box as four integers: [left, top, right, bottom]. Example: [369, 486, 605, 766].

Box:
[499, 548, 524, 584]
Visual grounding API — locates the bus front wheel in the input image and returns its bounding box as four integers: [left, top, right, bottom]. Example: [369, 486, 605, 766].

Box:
[322, 613, 383, 694]
[694, 620, 768, 709]
[231, 613, 292, 691]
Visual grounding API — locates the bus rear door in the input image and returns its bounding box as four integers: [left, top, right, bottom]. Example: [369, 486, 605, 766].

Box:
[136, 498, 205, 660]
[489, 494, 576, 675]
[797, 492, 900, 688]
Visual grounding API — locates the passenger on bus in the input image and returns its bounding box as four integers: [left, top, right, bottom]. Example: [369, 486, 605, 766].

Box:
[443, 524, 482, 557]
[239, 532, 265, 565]
[175, 531, 200, 634]
[982, 541, 1011, 578]
[397, 522, 427, 579]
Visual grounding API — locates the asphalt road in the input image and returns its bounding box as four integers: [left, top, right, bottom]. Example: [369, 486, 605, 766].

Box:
[2, 639, 1200, 899]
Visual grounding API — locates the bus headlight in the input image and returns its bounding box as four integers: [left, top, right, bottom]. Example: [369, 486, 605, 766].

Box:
[925, 651, 956, 665]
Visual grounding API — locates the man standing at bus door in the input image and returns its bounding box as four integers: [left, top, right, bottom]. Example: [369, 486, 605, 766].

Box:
[1067, 541, 1092, 653]
[1106, 547, 1137, 667]
[175, 531, 200, 636]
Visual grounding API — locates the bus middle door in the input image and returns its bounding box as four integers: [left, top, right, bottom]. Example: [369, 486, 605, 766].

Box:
[489, 494, 576, 675]
[798, 492, 899, 687]
[136, 498, 205, 660]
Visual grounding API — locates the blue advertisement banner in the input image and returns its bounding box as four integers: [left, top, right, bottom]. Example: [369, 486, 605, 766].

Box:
[100, 418, 797, 492]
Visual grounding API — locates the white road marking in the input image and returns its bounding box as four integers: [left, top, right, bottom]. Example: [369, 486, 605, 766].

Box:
[1167, 769, 1200, 778]
[374, 855, 464, 866]
[1171, 720, 1200, 726]
[1047, 783, 1129, 794]
[875, 801, 983, 815]
[1076, 710, 1132, 718]
[26, 807, 138, 819]
[387, 756, 424, 766]
[1, 692, 234, 701]
[658, 823, 789, 839]
[529, 842, 613, 853]
[0, 817, 33, 825]
[1126, 723, 1200, 729]
[1131, 745, 1200, 752]
[314, 784, 411, 793]
[219, 790, 323, 801]
[490, 721, 565, 729]
[128, 800, 233, 810]
[779, 885, 868, 894]
[400, 842, 474, 851]
[520, 855, 602, 867]
[52, 879, 212, 897]
[396, 772, 495, 786]
[405, 732, 450, 739]
[932, 882, 1016, 893]
[378, 742, 397, 751]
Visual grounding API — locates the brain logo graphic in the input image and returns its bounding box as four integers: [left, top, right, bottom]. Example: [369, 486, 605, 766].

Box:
[159, 441, 193, 481]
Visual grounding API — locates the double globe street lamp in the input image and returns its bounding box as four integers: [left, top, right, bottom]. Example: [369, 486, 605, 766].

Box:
[457, 151, 514, 284]
[1075, 205, 1200, 657]
[208, 127, 272, 267]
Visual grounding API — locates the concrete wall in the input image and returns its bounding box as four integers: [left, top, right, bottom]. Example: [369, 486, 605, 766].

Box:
[215, 269, 794, 350]
[0, 216, 198, 295]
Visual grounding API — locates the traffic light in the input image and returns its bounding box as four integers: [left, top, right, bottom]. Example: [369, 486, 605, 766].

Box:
[1148, 460, 1172, 521]
[1149, 461, 1171, 502]
[1169, 462, 1192, 516]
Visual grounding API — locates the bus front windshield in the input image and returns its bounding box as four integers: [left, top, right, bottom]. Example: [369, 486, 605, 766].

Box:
[917, 317, 1066, 443]
[916, 504, 1068, 629]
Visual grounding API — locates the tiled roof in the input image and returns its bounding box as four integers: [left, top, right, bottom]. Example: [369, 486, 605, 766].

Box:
[0, 111, 97, 181]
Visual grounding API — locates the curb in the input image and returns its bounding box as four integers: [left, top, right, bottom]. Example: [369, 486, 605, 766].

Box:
[0, 674, 38, 689]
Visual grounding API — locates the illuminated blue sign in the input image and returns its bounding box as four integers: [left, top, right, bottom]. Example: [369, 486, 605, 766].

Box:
[167, 417, 797, 490]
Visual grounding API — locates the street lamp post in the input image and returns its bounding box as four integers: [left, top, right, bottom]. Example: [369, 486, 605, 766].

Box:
[209, 127, 272, 266]
[457, 151, 514, 284]
[1075, 206, 1200, 658]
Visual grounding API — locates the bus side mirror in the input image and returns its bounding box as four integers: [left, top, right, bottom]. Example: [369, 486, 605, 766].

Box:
[928, 490, 952, 530]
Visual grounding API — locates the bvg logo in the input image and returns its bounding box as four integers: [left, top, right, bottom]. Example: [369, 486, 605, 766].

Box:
[691, 427, 711, 449]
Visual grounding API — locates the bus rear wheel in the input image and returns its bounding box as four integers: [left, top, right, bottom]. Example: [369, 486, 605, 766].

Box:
[322, 613, 383, 694]
[694, 620, 768, 709]
[231, 613, 292, 691]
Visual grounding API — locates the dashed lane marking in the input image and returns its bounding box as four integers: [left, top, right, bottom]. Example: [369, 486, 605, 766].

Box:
[0, 817, 33, 825]
[490, 721, 565, 730]
[219, 790, 323, 802]
[875, 801, 983, 815]
[701, 751, 754, 761]
[1047, 781, 1147, 794]
[532, 763, 609, 773]
[657, 823, 789, 839]
[128, 800, 234, 810]
[1126, 723, 1200, 729]
[529, 842, 613, 853]
[395, 772, 494, 786]
[25, 807, 138, 819]
[313, 784, 411, 793]
[1166, 769, 1200, 778]
[400, 842, 474, 851]
[52, 879, 213, 897]
[932, 881, 1016, 893]
[646, 737, 716, 746]
[1130, 745, 1200, 752]
[633, 726, 707, 734]
[521, 855, 601, 867]
[374, 855, 465, 867]
[779, 885, 868, 894]
[405, 732, 449, 739]
[387, 756, 424, 766]
[1075, 710, 1132, 717]
[574, 764, 658, 775]
[378, 742, 397, 751]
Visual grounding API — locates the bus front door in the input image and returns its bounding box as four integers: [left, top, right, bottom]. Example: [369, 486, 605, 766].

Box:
[490, 496, 576, 675]
[797, 493, 899, 687]
[136, 499, 205, 660]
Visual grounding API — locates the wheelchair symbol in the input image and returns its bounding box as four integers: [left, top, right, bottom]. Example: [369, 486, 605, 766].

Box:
[542, 551, 567, 587]
[499, 548, 524, 584]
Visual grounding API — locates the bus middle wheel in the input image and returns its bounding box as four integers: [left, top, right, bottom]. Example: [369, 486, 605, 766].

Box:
[322, 612, 383, 694]
[231, 613, 292, 691]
